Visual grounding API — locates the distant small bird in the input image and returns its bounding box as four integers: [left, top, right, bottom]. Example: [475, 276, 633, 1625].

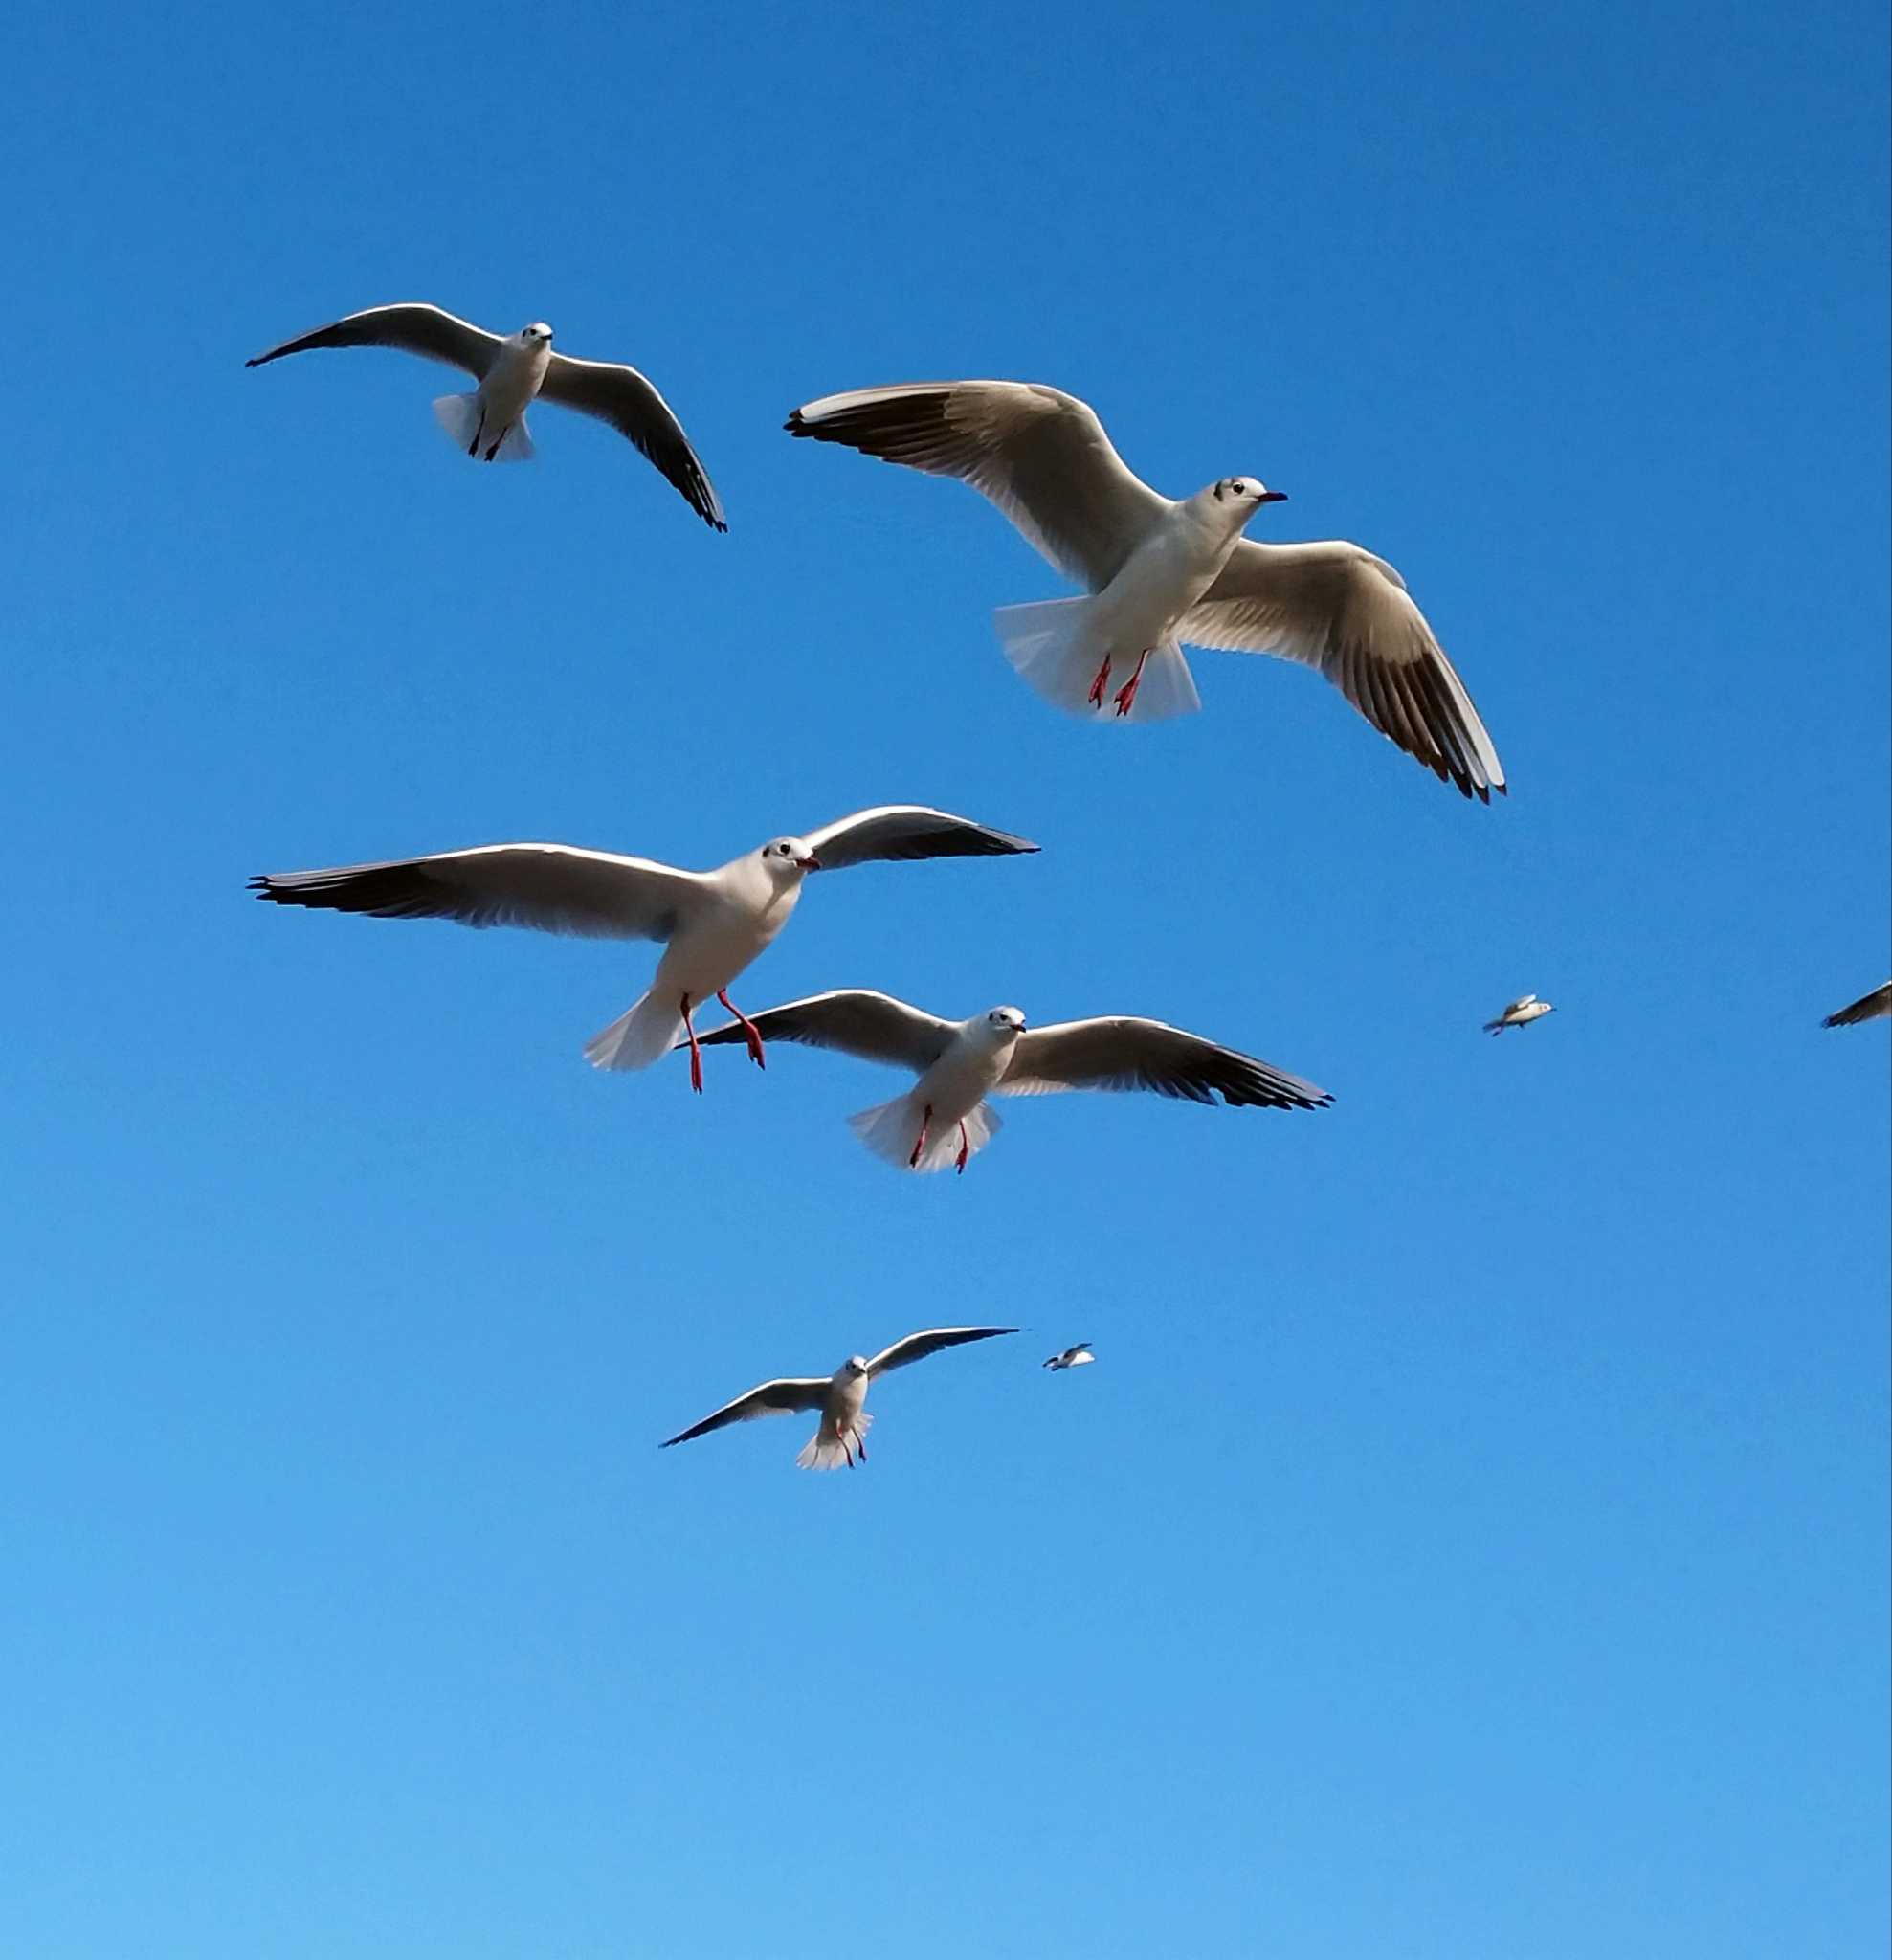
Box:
[660, 1326, 1016, 1469]
[785, 379, 1503, 798]
[1043, 1344, 1095, 1370]
[1484, 993, 1555, 1035]
[251, 807, 1036, 1085]
[690, 991, 1331, 1172]
[246, 302, 726, 528]
[1822, 981, 1892, 1029]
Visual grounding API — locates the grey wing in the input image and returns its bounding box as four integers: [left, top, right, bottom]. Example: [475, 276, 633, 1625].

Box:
[785, 380, 1169, 589]
[1002, 1017, 1333, 1110]
[660, 1376, 830, 1447]
[865, 1326, 1017, 1380]
[692, 990, 957, 1069]
[1182, 540, 1505, 802]
[1502, 994, 1538, 1015]
[1822, 981, 1892, 1028]
[245, 302, 502, 378]
[799, 805, 1040, 870]
[250, 843, 709, 941]
[538, 352, 726, 529]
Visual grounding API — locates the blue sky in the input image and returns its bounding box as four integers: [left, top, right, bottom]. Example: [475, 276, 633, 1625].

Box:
[4, 2, 1887, 1953]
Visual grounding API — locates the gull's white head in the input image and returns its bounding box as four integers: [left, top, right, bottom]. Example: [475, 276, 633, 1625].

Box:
[759, 835, 821, 878]
[843, 1355, 870, 1377]
[1210, 475, 1288, 514]
[980, 1005, 1028, 1040]
[520, 322, 554, 345]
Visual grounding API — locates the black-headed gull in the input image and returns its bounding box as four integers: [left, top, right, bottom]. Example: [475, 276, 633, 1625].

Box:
[1043, 1344, 1095, 1370]
[247, 302, 726, 528]
[690, 991, 1331, 1172]
[1483, 993, 1556, 1034]
[1821, 982, 1891, 1028]
[786, 380, 1503, 799]
[660, 1326, 1016, 1470]
[251, 808, 1037, 1088]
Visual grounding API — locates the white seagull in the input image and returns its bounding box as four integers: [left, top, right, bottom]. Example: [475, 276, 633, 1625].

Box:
[690, 991, 1332, 1172]
[1483, 993, 1556, 1035]
[1043, 1344, 1095, 1370]
[1822, 981, 1892, 1028]
[251, 808, 1037, 1086]
[660, 1326, 1017, 1469]
[786, 380, 1503, 799]
[247, 302, 726, 528]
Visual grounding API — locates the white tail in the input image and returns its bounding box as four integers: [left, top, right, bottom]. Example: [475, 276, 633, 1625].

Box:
[798, 1412, 873, 1471]
[583, 989, 684, 1072]
[992, 598, 1200, 723]
[433, 391, 536, 463]
[846, 1094, 1001, 1173]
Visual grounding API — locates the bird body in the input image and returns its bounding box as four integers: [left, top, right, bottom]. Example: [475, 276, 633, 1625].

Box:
[1044, 1344, 1095, 1370]
[660, 1327, 1017, 1469]
[247, 302, 727, 526]
[787, 379, 1503, 796]
[1484, 993, 1555, 1034]
[251, 807, 1037, 1085]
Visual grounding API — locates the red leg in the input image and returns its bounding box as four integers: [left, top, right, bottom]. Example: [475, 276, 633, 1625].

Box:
[1086, 654, 1113, 708]
[908, 1102, 933, 1169]
[955, 1119, 971, 1174]
[717, 988, 766, 1070]
[1114, 649, 1150, 717]
[680, 994, 703, 1094]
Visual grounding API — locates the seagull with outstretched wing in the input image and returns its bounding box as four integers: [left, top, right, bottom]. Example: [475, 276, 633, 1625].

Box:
[251, 808, 1037, 1086]
[689, 990, 1331, 1172]
[1821, 982, 1891, 1029]
[786, 379, 1503, 798]
[247, 302, 726, 527]
[661, 1326, 1017, 1469]
[1044, 1344, 1095, 1370]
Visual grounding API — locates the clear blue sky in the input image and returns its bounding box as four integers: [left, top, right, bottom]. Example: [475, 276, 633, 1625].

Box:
[5, 3, 1887, 1954]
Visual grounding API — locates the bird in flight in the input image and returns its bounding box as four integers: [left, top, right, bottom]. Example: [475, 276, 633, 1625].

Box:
[786, 379, 1503, 798]
[689, 991, 1331, 1172]
[1043, 1344, 1095, 1370]
[1483, 993, 1556, 1035]
[660, 1326, 1017, 1469]
[247, 302, 726, 528]
[251, 807, 1036, 1087]
[1821, 981, 1891, 1028]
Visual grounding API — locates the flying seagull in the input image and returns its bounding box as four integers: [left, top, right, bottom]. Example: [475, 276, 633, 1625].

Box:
[251, 808, 1037, 1086]
[1821, 981, 1891, 1028]
[247, 302, 726, 528]
[1484, 993, 1556, 1035]
[660, 1326, 1017, 1469]
[786, 380, 1503, 799]
[689, 991, 1332, 1172]
[1043, 1344, 1095, 1370]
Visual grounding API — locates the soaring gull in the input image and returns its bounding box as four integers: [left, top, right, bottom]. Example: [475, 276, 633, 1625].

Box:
[1483, 993, 1556, 1035]
[1043, 1344, 1095, 1370]
[786, 379, 1503, 798]
[689, 991, 1332, 1172]
[247, 302, 726, 528]
[1821, 981, 1891, 1029]
[251, 808, 1036, 1086]
[660, 1326, 1017, 1470]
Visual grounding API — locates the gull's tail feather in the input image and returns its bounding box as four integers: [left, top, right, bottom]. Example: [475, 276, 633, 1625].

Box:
[993, 599, 1200, 724]
[846, 1094, 1001, 1173]
[432, 392, 536, 463]
[1482, 1017, 1507, 1035]
[798, 1413, 872, 1471]
[584, 990, 684, 1072]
